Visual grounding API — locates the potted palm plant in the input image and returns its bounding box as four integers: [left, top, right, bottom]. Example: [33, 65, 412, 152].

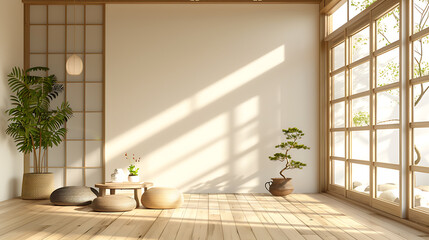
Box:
[266, 127, 309, 196]
[5, 67, 73, 199]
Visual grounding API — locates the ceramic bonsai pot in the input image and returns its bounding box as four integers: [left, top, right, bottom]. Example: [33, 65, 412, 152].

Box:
[128, 175, 140, 182]
[265, 178, 294, 196]
[22, 173, 55, 200]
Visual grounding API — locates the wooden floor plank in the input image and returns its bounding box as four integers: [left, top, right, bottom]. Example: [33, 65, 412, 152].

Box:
[317, 194, 424, 240]
[217, 194, 240, 240]
[292, 194, 388, 240]
[207, 193, 224, 240]
[243, 194, 289, 240]
[141, 209, 175, 240]
[158, 194, 191, 240]
[192, 194, 209, 240]
[253, 193, 305, 240]
[0, 194, 426, 240]
[236, 194, 273, 240]
[287, 194, 354, 240]
[175, 194, 200, 240]
[226, 194, 256, 240]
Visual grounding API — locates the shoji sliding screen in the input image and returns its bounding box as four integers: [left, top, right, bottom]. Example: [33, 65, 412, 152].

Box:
[25, 4, 105, 189]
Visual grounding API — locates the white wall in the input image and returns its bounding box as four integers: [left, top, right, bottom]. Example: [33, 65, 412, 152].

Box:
[106, 4, 319, 193]
[0, 0, 23, 201]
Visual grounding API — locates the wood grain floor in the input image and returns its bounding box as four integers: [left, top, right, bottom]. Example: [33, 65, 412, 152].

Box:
[0, 193, 428, 240]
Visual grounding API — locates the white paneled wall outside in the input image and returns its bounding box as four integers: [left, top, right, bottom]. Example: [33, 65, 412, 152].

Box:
[27, 4, 105, 188]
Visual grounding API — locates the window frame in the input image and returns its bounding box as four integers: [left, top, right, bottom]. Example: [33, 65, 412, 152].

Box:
[326, 0, 404, 218]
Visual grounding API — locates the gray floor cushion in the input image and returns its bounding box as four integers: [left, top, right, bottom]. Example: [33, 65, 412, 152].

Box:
[50, 186, 99, 206]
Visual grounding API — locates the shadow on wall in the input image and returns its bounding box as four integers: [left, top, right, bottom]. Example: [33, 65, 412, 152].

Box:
[8, 178, 20, 197]
[0, 68, 23, 200]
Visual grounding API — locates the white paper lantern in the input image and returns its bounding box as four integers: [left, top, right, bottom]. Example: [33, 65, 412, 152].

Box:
[66, 54, 83, 75]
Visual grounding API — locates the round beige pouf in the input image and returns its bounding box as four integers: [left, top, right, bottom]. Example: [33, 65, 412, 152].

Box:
[92, 195, 136, 212]
[141, 187, 183, 209]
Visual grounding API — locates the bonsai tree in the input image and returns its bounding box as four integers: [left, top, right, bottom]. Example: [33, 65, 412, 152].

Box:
[269, 128, 310, 179]
[5, 67, 73, 173]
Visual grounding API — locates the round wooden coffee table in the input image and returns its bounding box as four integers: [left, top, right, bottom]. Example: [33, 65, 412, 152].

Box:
[95, 182, 153, 208]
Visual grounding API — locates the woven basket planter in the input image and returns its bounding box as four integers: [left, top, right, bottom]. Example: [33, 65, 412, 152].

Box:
[22, 173, 54, 200]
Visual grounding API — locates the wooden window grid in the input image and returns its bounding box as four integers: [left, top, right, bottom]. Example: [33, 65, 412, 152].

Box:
[327, 0, 403, 217]
[24, 4, 106, 188]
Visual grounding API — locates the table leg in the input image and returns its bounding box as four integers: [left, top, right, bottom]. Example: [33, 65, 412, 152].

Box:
[110, 189, 116, 195]
[134, 188, 142, 208]
[99, 188, 106, 197]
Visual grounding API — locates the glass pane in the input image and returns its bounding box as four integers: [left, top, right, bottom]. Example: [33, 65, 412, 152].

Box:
[86, 25, 103, 53]
[66, 169, 84, 186]
[86, 54, 103, 82]
[48, 5, 65, 24]
[30, 26, 47, 53]
[414, 128, 429, 168]
[48, 54, 65, 82]
[67, 5, 84, 25]
[352, 96, 369, 127]
[67, 25, 84, 53]
[49, 168, 65, 189]
[48, 142, 65, 167]
[377, 48, 399, 86]
[413, 0, 429, 34]
[48, 26, 65, 53]
[376, 6, 400, 50]
[86, 83, 103, 111]
[352, 163, 369, 193]
[376, 89, 399, 125]
[66, 83, 84, 111]
[86, 141, 103, 167]
[351, 131, 369, 160]
[86, 169, 103, 187]
[414, 172, 429, 209]
[332, 72, 345, 99]
[413, 35, 429, 78]
[331, 2, 347, 32]
[351, 27, 369, 62]
[349, 0, 377, 19]
[67, 141, 84, 168]
[86, 113, 103, 140]
[351, 62, 369, 94]
[414, 82, 429, 122]
[67, 113, 84, 140]
[332, 42, 345, 71]
[333, 160, 345, 186]
[86, 5, 103, 24]
[333, 102, 345, 128]
[30, 54, 46, 69]
[30, 5, 47, 24]
[376, 129, 400, 164]
[332, 132, 345, 158]
[376, 167, 399, 203]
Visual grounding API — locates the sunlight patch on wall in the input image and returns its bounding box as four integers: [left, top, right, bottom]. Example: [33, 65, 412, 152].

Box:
[194, 45, 285, 109]
[106, 46, 284, 162]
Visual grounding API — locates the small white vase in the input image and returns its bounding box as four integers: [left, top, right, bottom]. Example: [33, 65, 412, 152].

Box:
[128, 175, 140, 182]
[111, 169, 126, 183]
